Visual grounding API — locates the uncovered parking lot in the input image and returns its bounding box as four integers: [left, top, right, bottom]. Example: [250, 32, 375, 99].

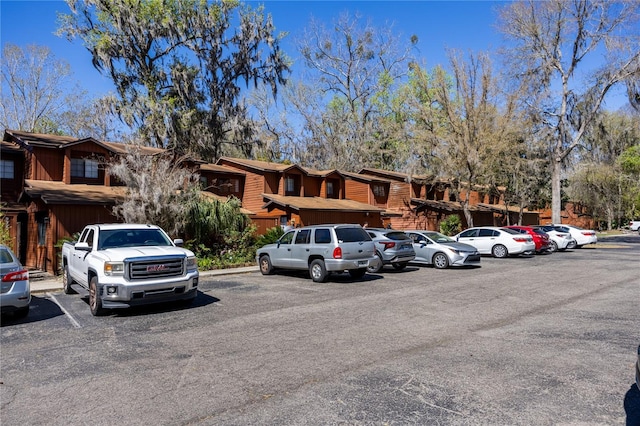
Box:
[1, 236, 639, 425]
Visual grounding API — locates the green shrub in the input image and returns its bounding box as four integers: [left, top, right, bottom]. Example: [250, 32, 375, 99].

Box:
[255, 226, 284, 248]
[439, 214, 462, 236]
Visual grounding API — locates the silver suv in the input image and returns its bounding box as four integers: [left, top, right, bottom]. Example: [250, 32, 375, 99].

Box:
[256, 224, 376, 282]
[365, 228, 416, 273]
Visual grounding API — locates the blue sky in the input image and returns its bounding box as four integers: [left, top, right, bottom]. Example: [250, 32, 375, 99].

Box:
[1, 0, 505, 99]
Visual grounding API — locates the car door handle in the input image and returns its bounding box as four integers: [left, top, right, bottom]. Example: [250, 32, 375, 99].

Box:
[305, 249, 310, 252]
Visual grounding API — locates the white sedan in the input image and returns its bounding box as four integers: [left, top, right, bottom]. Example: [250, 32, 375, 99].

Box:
[551, 224, 597, 249]
[453, 227, 535, 258]
[532, 225, 573, 252]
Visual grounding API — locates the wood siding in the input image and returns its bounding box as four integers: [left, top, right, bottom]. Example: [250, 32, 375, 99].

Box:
[30, 147, 63, 181]
[344, 180, 370, 204]
[303, 175, 321, 197]
[387, 182, 409, 210]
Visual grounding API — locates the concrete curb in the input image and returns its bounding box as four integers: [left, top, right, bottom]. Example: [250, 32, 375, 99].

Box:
[30, 265, 259, 295]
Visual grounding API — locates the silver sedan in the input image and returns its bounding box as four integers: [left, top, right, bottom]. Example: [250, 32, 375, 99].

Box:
[0, 244, 30, 318]
[405, 230, 481, 269]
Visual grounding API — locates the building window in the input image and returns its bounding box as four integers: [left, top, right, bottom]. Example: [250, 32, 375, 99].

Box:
[326, 181, 334, 196]
[71, 158, 99, 178]
[285, 177, 296, 194]
[0, 159, 14, 179]
[36, 213, 49, 246]
[373, 184, 386, 197]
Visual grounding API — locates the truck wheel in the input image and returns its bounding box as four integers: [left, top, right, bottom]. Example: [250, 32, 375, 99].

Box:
[309, 259, 328, 283]
[89, 277, 105, 316]
[259, 255, 274, 275]
[62, 264, 74, 294]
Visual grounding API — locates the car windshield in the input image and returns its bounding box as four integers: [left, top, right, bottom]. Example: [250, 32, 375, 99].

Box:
[98, 229, 173, 249]
[424, 232, 454, 243]
[336, 227, 371, 243]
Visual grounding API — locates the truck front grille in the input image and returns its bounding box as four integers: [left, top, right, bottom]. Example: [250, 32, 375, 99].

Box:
[127, 256, 184, 280]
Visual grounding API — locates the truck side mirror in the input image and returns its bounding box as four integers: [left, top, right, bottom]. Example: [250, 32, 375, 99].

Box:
[173, 239, 184, 247]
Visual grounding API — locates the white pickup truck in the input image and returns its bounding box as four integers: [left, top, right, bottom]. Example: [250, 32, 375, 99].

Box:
[61, 224, 199, 315]
[629, 220, 640, 232]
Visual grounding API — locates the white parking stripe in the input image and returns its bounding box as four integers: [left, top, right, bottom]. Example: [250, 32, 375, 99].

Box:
[48, 293, 82, 328]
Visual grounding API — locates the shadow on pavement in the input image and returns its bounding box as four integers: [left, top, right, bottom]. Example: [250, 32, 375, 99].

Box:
[0, 295, 65, 327]
[624, 383, 640, 426]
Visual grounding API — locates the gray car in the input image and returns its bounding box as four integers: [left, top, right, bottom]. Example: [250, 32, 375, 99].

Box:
[256, 224, 376, 283]
[405, 230, 481, 269]
[365, 228, 416, 273]
[0, 244, 30, 318]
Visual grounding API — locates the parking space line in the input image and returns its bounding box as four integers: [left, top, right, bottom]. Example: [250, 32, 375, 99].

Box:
[48, 293, 82, 328]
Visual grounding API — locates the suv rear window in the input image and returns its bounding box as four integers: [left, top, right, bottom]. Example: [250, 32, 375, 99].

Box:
[335, 227, 371, 243]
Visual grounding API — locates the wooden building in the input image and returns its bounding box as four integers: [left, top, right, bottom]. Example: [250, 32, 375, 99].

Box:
[2, 129, 550, 275]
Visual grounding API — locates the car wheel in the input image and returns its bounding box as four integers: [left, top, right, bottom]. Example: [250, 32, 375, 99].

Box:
[392, 262, 408, 270]
[62, 263, 75, 294]
[259, 255, 274, 275]
[548, 241, 558, 253]
[432, 252, 449, 269]
[348, 268, 367, 279]
[567, 240, 577, 249]
[89, 276, 105, 316]
[367, 253, 383, 273]
[309, 259, 328, 283]
[491, 244, 508, 258]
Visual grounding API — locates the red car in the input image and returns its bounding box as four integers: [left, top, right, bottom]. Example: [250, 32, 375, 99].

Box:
[504, 226, 551, 254]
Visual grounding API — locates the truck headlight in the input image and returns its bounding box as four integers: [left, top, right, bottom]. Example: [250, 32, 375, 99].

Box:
[104, 262, 124, 276]
[186, 256, 198, 271]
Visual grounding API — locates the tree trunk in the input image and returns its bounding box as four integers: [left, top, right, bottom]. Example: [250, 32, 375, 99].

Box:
[551, 153, 563, 224]
[606, 205, 613, 231]
[462, 200, 473, 228]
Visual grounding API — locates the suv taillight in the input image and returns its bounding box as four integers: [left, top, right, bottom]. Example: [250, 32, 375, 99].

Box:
[2, 269, 28, 282]
[382, 242, 396, 250]
[333, 247, 343, 259]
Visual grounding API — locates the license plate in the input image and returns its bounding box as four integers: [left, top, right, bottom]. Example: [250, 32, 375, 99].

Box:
[358, 260, 368, 266]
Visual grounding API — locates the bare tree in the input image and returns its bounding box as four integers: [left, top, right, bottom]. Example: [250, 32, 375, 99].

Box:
[498, 0, 640, 223]
[412, 52, 512, 227]
[282, 12, 416, 170]
[1, 43, 73, 131]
